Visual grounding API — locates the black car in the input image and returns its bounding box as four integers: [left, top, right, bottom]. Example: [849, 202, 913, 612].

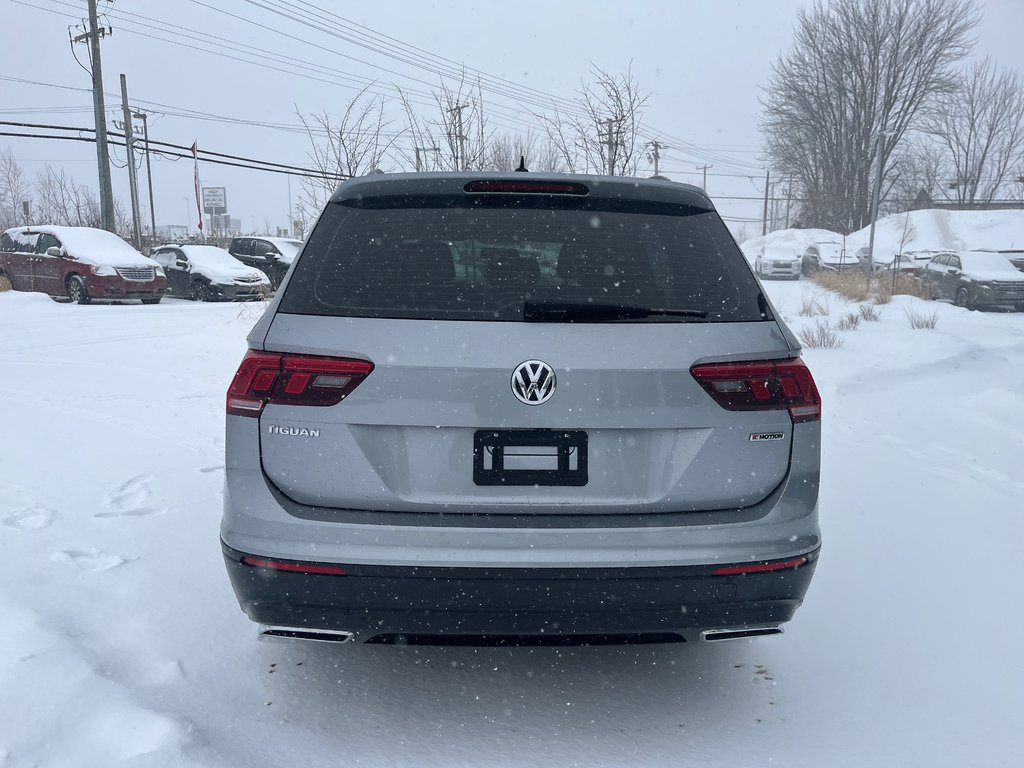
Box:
[150, 245, 271, 301]
[227, 236, 302, 289]
[921, 250, 1024, 310]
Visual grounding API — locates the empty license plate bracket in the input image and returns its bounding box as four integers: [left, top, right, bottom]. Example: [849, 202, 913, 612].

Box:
[473, 430, 588, 486]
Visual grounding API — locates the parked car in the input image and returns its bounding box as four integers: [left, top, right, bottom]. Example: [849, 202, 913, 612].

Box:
[0, 225, 166, 304]
[227, 236, 303, 288]
[221, 172, 823, 646]
[883, 251, 936, 276]
[755, 245, 801, 279]
[998, 249, 1024, 273]
[150, 244, 271, 302]
[801, 241, 855, 273]
[921, 250, 1024, 310]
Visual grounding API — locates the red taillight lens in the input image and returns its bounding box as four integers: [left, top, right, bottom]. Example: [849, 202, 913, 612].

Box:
[464, 180, 589, 195]
[226, 349, 373, 417]
[690, 358, 821, 423]
[712, 557, 808, 576]
[241, 555, 347, 576]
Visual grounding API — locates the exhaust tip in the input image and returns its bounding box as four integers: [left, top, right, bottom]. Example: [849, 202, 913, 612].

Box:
[700, 626, 784, 642]
[258, 625, 354, 644]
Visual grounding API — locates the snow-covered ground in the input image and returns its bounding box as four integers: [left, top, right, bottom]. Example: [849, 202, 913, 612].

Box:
[1, 286, 1022, 767]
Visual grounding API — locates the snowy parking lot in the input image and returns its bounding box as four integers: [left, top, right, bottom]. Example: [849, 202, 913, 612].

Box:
[1, 281, 1022, 767]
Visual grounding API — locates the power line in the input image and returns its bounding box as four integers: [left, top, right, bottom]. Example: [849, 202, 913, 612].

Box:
[0, 124, 347, 181]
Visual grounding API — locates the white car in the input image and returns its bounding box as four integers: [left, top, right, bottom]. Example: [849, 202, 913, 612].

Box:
[150, 244, 271, 302]
[755, 245, 801, 280]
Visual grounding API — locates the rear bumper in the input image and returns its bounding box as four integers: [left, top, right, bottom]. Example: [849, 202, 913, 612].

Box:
[222, 541, 819, 642]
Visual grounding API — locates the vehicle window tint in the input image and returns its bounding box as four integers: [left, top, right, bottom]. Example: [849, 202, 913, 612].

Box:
[254, 240, 276, 257]
[279, 201, 765, 322]
[36, 234, 61, 254]
[2, 231, 38, 252]
[231, 238, 251, 256]
[950, 256, 962, 270]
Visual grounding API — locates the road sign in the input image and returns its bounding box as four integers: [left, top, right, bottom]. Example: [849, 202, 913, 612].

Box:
[202, 187, 227, 215]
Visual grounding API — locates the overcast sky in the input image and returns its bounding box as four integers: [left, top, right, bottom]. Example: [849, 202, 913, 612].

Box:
[3, 0, 1022, 238]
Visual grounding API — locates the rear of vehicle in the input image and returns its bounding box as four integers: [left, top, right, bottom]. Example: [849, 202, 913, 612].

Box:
[221, 173, 822, 645]
[757, 246, 801, 279]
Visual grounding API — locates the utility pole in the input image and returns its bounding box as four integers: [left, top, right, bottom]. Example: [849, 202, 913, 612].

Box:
[648, 140, 663, 176]
[414, 145, 441, 172]
[784, 182, 793, 229]
[74, 0, 115, 232]
[602, 118, 618, 175]
[287, 174, 292, 237]
[597, 119, 622, 175]
[132, 110, 156, 241]
[697, 164, 713, 190]
[447, 104, 469, 171]
[119, 74, 142, 250]
[761, 169, 771, 237]
[866, 131, 888, 290]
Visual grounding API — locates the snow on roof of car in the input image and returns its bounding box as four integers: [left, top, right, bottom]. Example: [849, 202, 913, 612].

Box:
[959, 250, 1024, 277]
[28, 226, 144, 257]
[175, 244, 248, 268]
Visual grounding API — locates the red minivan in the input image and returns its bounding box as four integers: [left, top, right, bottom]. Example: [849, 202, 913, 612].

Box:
[0, 225, 167, 304]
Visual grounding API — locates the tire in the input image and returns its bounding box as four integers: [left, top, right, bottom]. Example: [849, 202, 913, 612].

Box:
[190, 281, 210, 302]
[955, 286, 973, 310]
[66, 275, 91, 305]
[141, 296, 162, 305]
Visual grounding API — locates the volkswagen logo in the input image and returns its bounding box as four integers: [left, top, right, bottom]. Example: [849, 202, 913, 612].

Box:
[511, 360, 557, 405]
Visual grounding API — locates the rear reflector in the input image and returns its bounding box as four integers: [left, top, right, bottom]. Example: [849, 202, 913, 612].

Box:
[241, 556, 347, 576]
[464, 180, 589, 195]
[712, 557, 808, 576]
[690, 357, 821, 423]
[226, 350, 373, 417]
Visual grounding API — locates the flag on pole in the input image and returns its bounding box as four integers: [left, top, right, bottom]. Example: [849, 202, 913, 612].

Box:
[192, 141, 203, 232]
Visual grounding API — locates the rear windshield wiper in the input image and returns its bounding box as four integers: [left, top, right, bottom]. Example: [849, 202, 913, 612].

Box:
[523, 300, 708, 322]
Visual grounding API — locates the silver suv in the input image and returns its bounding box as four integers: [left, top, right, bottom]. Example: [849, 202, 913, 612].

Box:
[221, 173, 822, 645]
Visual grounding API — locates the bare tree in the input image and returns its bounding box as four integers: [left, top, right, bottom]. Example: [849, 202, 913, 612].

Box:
[33, 167, 103, 228]
[538, 65, 649, 176]
[887, 137, 947, 209]
[297, 85, 401, 221]
[926, 58, 1024, 204]
[397, 74, 494, 172]
[763, 0, 978, 232]
[0, 148, 31, 230]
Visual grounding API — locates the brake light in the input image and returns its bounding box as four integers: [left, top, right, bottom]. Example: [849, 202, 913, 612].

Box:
[226, 349, 373, 417]
[712, 556, 808, 576]
[464, 180, 589, 195]
[241, 555, 347, 576]
[690, 358, 821, 423]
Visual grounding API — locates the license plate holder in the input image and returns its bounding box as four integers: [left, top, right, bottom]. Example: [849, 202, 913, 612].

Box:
[473, 429, 588, 486]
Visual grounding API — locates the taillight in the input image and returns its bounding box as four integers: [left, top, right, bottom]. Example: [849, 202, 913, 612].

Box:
[464, 180, 589, 195]
[226, 349, 373, 417]
[690, 358, 821, 423]
[241, 555, 347, 576]
[712, 556, 808, 576]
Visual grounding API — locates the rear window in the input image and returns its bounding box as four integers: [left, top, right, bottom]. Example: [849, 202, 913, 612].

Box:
[279, 198, 765, 322]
